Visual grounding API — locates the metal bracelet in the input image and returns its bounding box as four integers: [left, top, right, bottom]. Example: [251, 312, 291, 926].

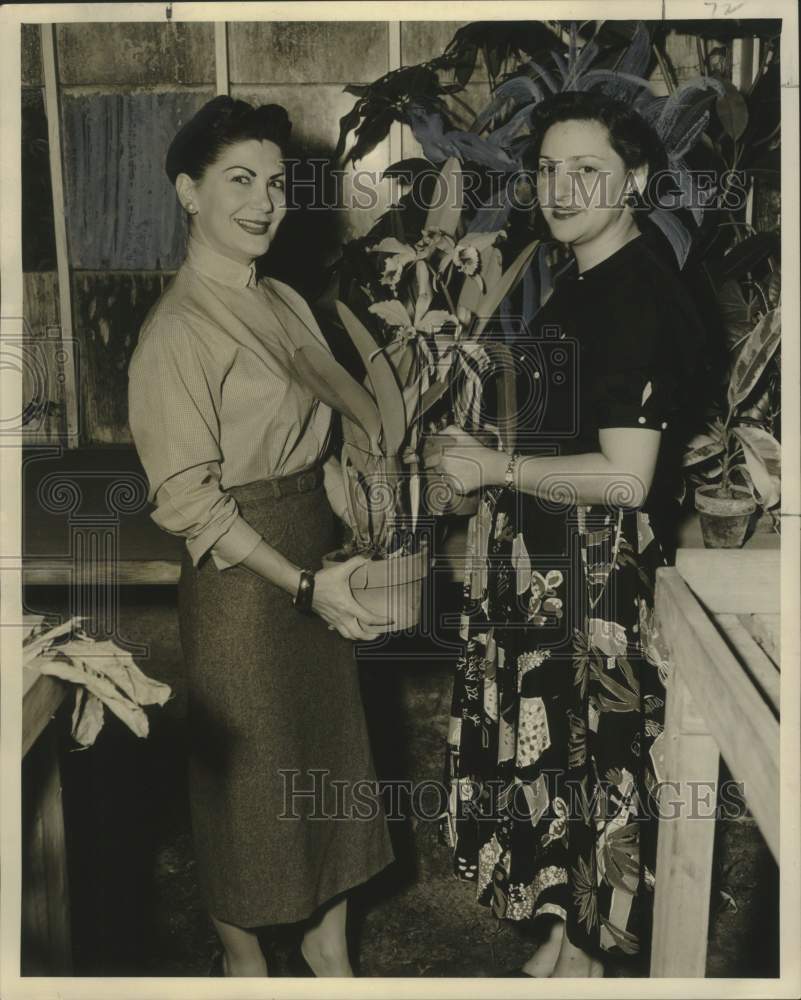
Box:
[504, 452, 519, 492]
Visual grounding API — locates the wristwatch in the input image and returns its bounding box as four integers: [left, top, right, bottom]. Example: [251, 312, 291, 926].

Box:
[293, 569, 316, 613]
[504, 452, 518, 492]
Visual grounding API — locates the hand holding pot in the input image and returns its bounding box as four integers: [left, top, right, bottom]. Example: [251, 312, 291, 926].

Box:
[312, 555, 394, 640]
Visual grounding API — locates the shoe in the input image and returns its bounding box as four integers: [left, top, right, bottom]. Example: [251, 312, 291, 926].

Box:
[208, 950, 225, 976]
[286, 942, 316, 977]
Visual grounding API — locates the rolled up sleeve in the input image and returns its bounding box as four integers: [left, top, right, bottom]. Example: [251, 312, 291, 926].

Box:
[128, 316, 261, 570]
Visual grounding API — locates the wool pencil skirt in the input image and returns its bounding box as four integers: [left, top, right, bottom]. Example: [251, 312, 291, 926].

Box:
[178, 469, 394, 928]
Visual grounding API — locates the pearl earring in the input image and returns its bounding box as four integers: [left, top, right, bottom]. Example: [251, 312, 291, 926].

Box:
[187, 202, 197, 214]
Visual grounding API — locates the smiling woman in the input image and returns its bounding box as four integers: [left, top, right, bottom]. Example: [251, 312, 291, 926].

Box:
[429, 91, 713, 979]
[174, 141, 287, 261]
[127, 96, 394, 978]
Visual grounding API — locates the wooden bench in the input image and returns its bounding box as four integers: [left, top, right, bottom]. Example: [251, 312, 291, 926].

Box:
[650, 542, 780, 978]
[22, 667, 72, 975]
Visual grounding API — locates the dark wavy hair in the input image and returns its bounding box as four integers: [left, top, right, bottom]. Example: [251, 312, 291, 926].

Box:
[165, 96, 292, 184]
[528, 90, 668, 179]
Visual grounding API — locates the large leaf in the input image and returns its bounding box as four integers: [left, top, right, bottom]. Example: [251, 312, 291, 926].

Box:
[335, 102, 364, 161]
[733, 426, 780, 508]
[615, 20, 652, 78]
[716, 79, 749, 141]
[718, 278, 758, 347]
[471, 239, 540, 340]
[382, 158, 436, 185]
[647, 208, 692, 269]
[682, 432, 726, 468]
[717, 232, 780, 286]
[290, 346, 381, 451]
[483, 342, 518, 453]
[472, 76, 544, 132]
[424, 157, 463, 237]
[728, 308, 781, 408]
[335, 301, 407, 457]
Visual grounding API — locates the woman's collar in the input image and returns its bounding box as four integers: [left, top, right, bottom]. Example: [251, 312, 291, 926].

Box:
[185, 237, 257, 288]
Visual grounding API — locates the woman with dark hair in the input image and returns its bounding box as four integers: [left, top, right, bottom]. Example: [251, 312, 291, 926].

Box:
[427, 91, 709, 976]
[128, 97, 393, 977]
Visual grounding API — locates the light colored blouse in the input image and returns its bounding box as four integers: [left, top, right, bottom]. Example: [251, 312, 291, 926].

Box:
[128, 237, 332, 571]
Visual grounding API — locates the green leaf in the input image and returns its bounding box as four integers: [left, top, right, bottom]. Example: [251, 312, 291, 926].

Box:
[717, 232, 780, 286]
[290, 345, 381, 452]
[732, 425, 781, 508]
[424, 157, 464, 237]
[683, 432, 726, 468]
[336, 301, 407, 457]
[718, 278, 758, 347]
[728, 308, 781, 408]
[471, 239, 540, 340]
[715, 80, 749, 141]
[335, 103, 364, 161]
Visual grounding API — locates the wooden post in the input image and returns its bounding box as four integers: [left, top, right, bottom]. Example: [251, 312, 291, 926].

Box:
[388, 22, 402, 163]
[21, 725, 72, 975]
[40, 24, 79, 446]
[651, 671, 720, 978]
[214, 21, 228, 96]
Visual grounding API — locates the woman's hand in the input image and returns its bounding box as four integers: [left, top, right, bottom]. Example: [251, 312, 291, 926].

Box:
[312, 554, 394, 641]
[421, 425, 505, 495]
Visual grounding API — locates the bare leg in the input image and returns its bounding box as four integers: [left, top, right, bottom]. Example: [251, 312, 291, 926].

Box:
[520, 916, 565, 977]
[301, 895, 353, 977]
[550, 930, 603, 978]
[211, 914, 268, 977]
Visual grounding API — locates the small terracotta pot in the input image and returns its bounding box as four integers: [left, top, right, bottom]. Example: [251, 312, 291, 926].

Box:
[322, 543, 429, 632]
[695, 485, 757, 549]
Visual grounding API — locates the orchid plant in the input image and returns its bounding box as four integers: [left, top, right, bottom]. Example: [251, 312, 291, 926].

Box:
[318, 20, 780, 550]
[291, 157, 536, 557]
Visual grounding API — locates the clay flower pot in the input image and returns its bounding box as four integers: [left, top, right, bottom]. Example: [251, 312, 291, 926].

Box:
[695, 485, 757, 549]
[322, 543, 429, 633]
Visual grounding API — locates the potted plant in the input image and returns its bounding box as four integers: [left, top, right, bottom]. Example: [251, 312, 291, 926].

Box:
[680, 22, 781, 548]
[289, 158, 537, 630]
[683, 301, 781, 547]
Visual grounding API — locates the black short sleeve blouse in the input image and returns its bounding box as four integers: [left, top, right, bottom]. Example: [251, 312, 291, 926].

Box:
[519, 233, 709, 457]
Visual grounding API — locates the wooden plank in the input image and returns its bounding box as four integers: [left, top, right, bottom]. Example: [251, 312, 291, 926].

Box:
[214, 22, 228, 96]
[40, 24, 79, 446]
[22, 670, 69, 759]
[651, 672, 720, 977]
[716, 613, 780, 714]
[656, 568, 779, 860]
[388, 22, 402, 166]
[23, 559, 180, 586]
[675, 548, 780, 614]
[739, 612, 780, 666]
[21, 726, 72, 975]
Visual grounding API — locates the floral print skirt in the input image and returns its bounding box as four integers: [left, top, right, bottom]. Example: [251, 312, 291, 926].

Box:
[443, 486, 671, 961]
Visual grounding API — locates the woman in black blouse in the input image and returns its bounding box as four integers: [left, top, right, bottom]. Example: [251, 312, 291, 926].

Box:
[426, 92, 707, 976]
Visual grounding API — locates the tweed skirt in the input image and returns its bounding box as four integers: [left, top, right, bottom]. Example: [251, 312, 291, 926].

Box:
[178, 470, 393, 928]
